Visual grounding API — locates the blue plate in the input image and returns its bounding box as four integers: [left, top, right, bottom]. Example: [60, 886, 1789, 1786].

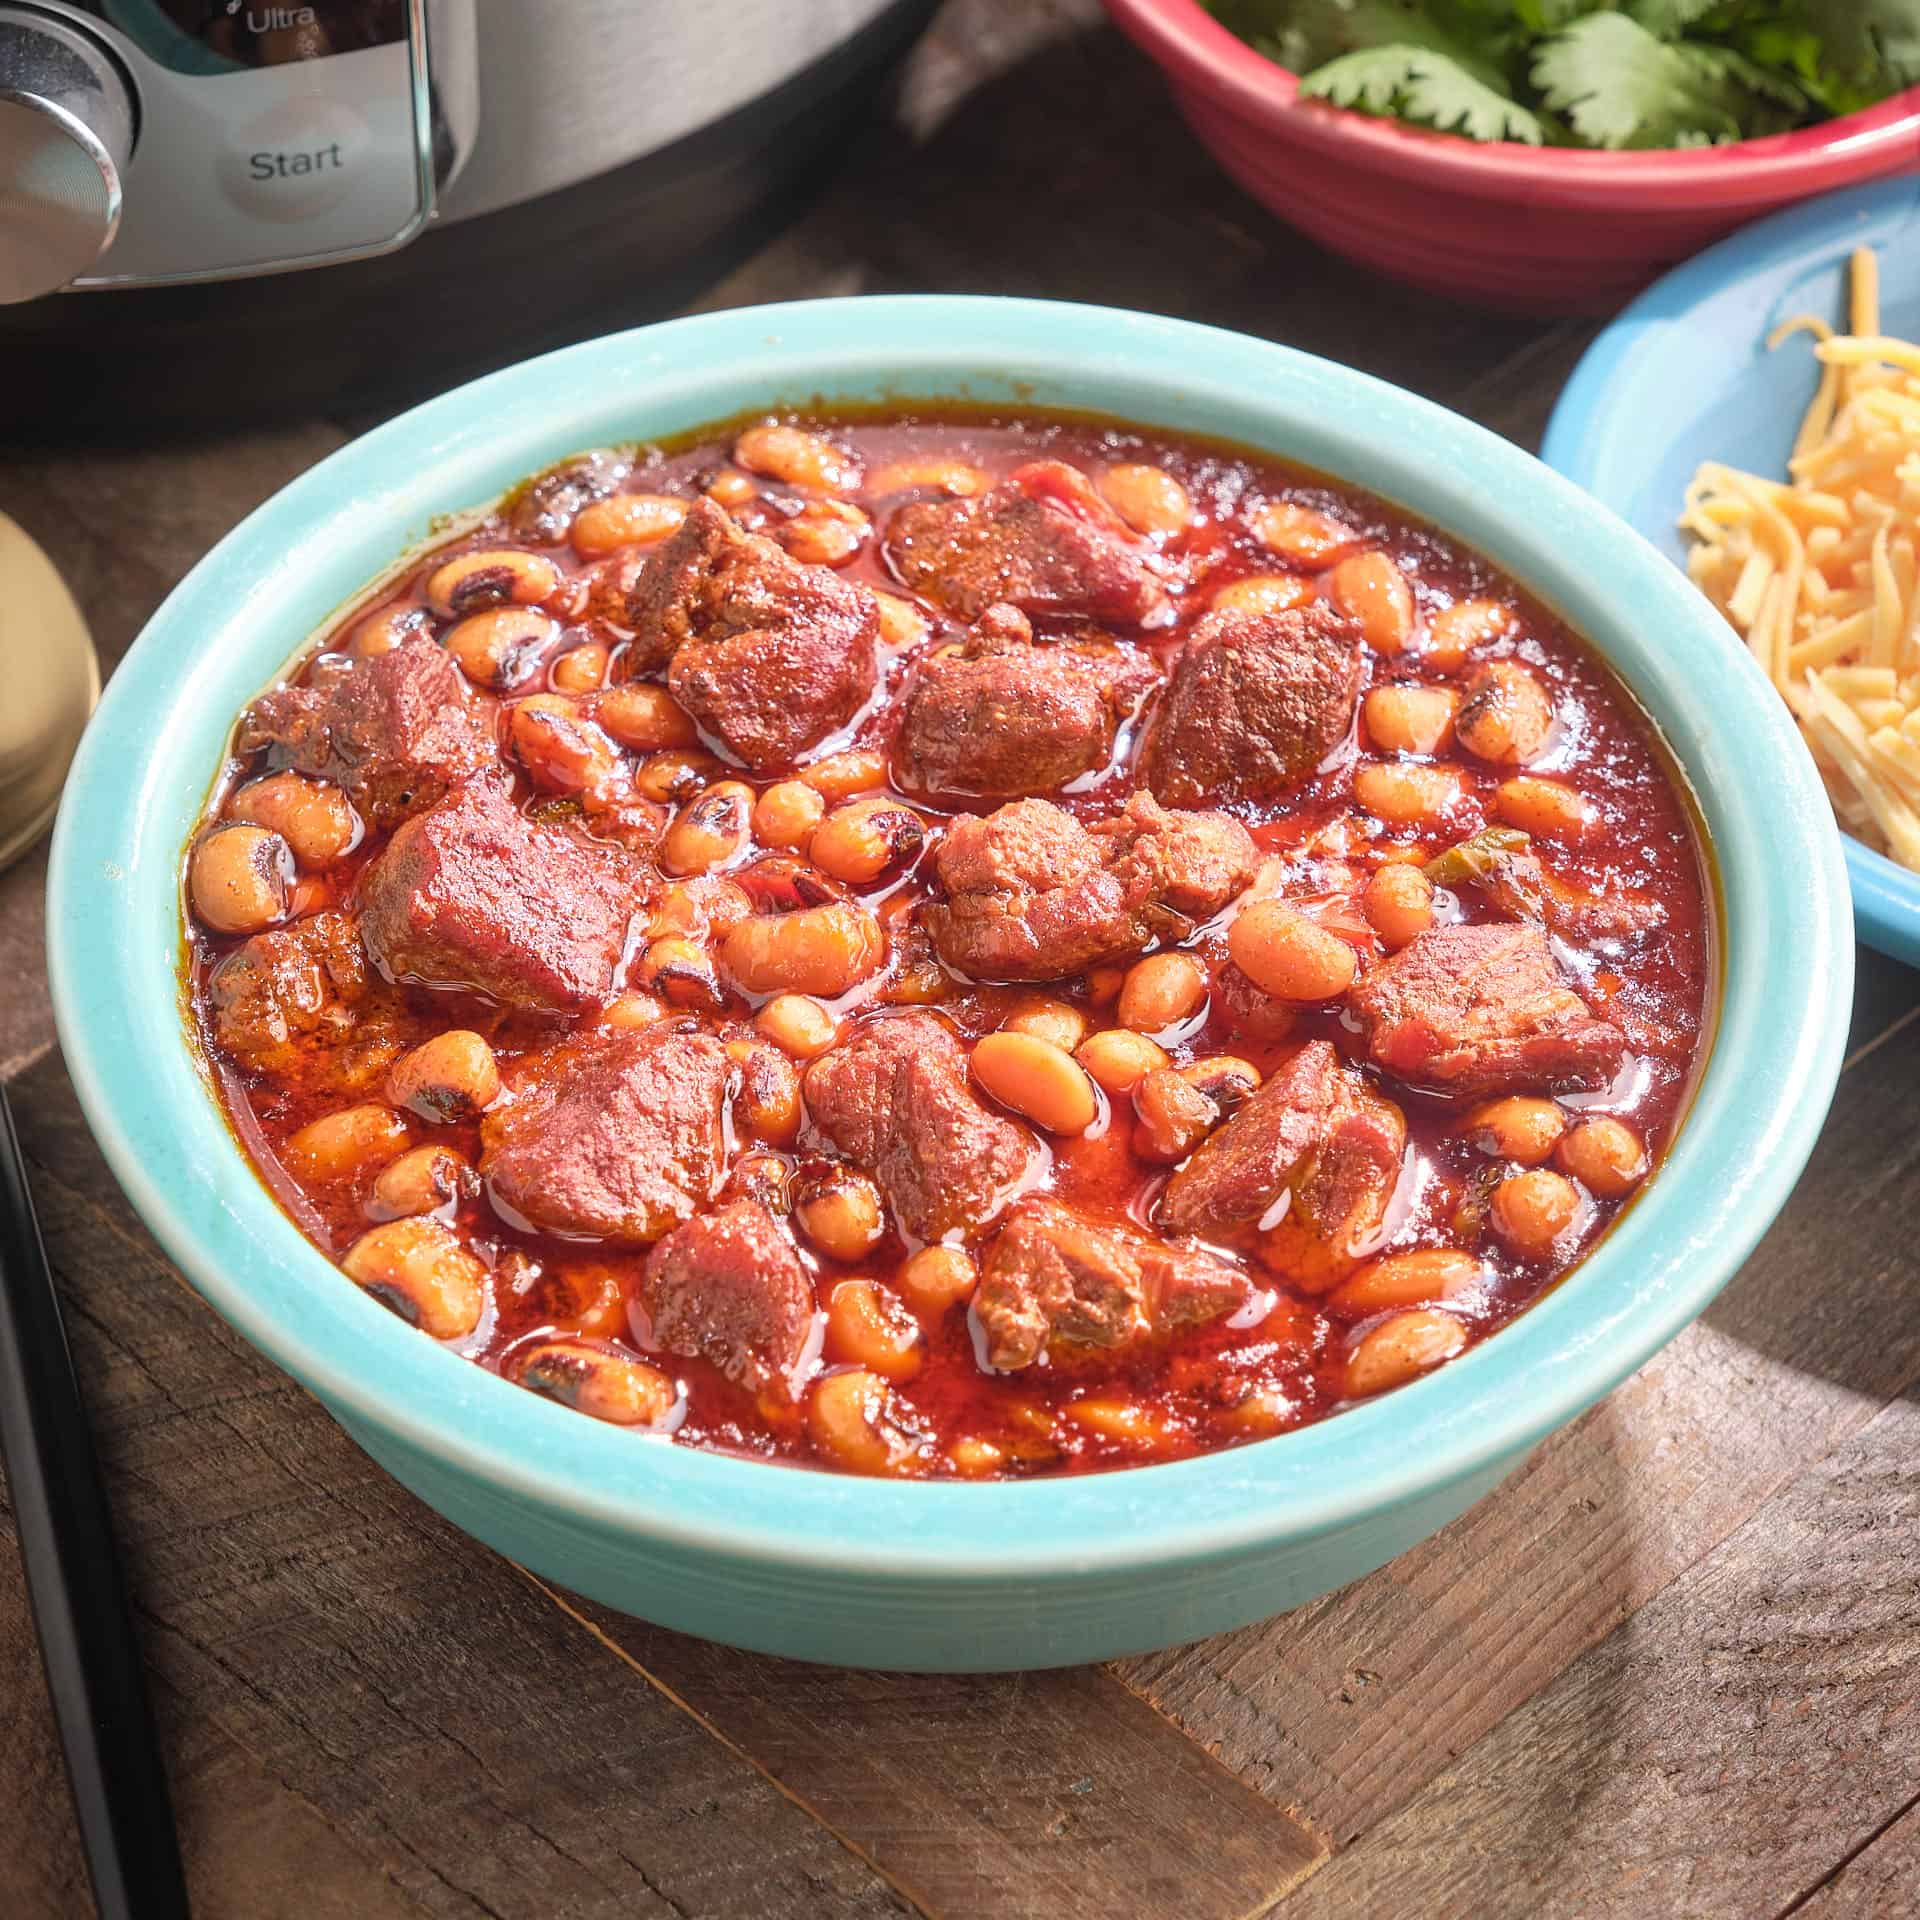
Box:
[1545, 173, 1920, 969]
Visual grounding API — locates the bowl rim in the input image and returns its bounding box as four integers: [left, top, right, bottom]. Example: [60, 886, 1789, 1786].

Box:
[46, 294, 1853, 1582]
[1542, 170, 1920, 969]
[1102, 0, 1920, 200]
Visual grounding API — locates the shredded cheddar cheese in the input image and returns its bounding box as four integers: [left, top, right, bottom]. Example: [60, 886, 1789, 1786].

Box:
[1681, 246, 1920, 872]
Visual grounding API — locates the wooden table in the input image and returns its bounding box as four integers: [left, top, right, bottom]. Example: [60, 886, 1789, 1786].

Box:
[4, 4, 1916, 1913]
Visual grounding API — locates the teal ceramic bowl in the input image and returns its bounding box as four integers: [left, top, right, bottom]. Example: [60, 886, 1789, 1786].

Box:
[47, 298, 1852, 1671]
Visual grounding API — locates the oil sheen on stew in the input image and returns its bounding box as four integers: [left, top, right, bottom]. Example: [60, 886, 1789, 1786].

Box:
[184, 409, 1714, 1480]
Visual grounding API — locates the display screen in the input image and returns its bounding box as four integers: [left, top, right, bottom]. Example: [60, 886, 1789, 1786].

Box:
[102, 0, 408, 74]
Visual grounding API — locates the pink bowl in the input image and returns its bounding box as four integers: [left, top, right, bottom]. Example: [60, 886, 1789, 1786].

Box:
[1104, 0, 1920, 313]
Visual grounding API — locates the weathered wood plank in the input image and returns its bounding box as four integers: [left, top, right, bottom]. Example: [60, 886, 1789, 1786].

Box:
[1119, 999, 1920, 1849]
[1789, 1795, 1920, 1917]
[1275, 1386, 1920, 1917]
[4, 1053, 911, 1920]
[552, 1583, 1323, 1920]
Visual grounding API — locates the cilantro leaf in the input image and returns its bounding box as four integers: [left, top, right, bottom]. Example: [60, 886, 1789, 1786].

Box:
[1533, 11, 1748, 145]
[1302, 42, 1550, 140]
[1627, 0, 1725, 39]
[1796, 0, 1920, 89]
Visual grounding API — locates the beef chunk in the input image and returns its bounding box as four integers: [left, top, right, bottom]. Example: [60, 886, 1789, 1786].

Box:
[803, 1013, 1033, 1241]
[975, 1197, 1249, 1370]
[207, 911, 368, 1075]
[896, 604, 1158, 798]
[1139, 603, 1363, 807]
[887, 461, 1171, 626]
[359, 779, 646, 1012]
[621, 497, 878, 769]
[1348, 922, 1626, 1096]
[925, 792, 1255, 982]
[237, 637, 496, 830]
[637, 1198, 816, 1394]
[1161, 1041, 1406, 1279]
[480, 1023, 730, 1243]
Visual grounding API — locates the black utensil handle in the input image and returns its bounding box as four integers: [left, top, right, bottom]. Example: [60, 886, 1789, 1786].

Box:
[0, 1083, 190, 1920]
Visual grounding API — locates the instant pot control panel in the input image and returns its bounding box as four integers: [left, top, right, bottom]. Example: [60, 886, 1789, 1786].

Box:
[0, 0, 472, 298]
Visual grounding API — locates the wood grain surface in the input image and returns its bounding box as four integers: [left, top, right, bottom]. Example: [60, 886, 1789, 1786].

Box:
[4, 1, 1917, 1915]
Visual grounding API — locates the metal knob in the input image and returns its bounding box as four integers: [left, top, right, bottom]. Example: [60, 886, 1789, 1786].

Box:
[0, 9, 135, 304]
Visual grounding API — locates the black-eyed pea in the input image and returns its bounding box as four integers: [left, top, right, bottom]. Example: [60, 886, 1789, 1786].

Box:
[591, 683, 698, 751]
[509, 693, 619, 794]
[810, 796, 926, 884]
[1064, 1398, 1158, 1442]
[897, 1245, 979, 1318]
[349, 602, 433, 656]
[754, 992, 839, 1059]
[634, 748, 721, 804]
[947, 1436, 1006, 1477]
[873, 591, 931, 648]
[1424, 598, 1517, 670]
[1494, 775, 1593, 839]
[284, 1103, 410, 1183]
[776, 498, 871, 567]
[727, 1037, 802, 1145]
[1325, 1248, 1485, 1318]
[648, 876, 751, 940]
[1228, 900, 1358, 1002]
[1363, 684, 1458, 755]
[1251, 499, 1355, 567]
[1075, 1027, 1169, 1096]
[600, 990, 668, 1030]
[799, 749, 887, 803]
[808, 1368, 920, 1476]
[1461, 1096, 1564, 1167]
[549, 643, 610, 694]
[719, 901, 886, 996]
[866, 457, 989, 497]
[228, 772, 360, 869]
[342, 1218, 486, 1340]
[446, 606, 558, 689]
[425, 547, 561, 619]
[634, 936, 726, 1011]
[1353, 761, 1465, 830]
[1002, 995, 1088, 1054]
[1086, 964, 1126, 1007]
[733, 422, 861, 492]
[664, 781, 755, 876]
[1133, 1067, 1217, 1163]
[1556, 1116, 1648, 1198]
[1344, 1308, 1467, 1397]
[189, 823, 293, 934]
[569, 493, 688, 557]
[727, 1151, 792, 1213]
[1117, 952, 1208, 1033]
[752, 780, 825, 849]
[971, 1031, 1099, 1135]
[703, 468, 756, 508]
[1179, 1054, 1261, 1118]
[386, 1029, 500, 1123]
[512, 1341, 678, 1426]
[1490, 1168, 1582, 1258]
[1456, 662, 1555, 765]
[370, 1144, 478, 1220]
[1361, 863, 1434, 950]
[1098, 463, 1193, 537]
[1211, 572, 1315, 616]
[795, 1167, 886, 1263]
[1326, 550, 1415, 653]
[824, 1279, 923, 1381]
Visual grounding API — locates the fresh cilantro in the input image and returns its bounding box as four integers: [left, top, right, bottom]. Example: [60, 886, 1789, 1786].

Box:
[1201, 0, 1920, 147]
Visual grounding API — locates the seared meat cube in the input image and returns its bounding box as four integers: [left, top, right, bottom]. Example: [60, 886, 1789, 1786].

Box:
[621, 497, 878, 769]
[206, 911, 369, 1075]
[481, 1023, 730, 1244]
[359, 779, 647, 1012]
[925, 792, 1255, 982]
[1348, 922, 1626, 1096]
[896, 604, 1158, 798]
[976, 1196, 1250, 1370]
[1161, 1040, 1406, 1280]
[637, 1198, 817, 1394]
[237, 637, 496, 830]
[803, 1012, 1033, 1241]
[887, 460, 1171, 626]
[1139, 603, 1363, 807]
